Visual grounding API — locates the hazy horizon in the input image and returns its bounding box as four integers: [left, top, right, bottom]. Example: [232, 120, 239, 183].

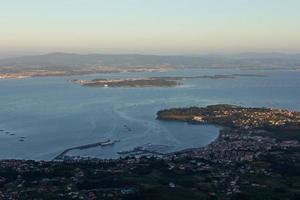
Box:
[1, 51, 300, 60]
[1, 0, 300, 57]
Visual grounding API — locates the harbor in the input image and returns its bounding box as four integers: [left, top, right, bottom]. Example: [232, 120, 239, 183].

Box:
[54, 139, 120, 160]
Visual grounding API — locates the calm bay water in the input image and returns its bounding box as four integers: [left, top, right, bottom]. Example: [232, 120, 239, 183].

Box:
[0, 69, 299, 160]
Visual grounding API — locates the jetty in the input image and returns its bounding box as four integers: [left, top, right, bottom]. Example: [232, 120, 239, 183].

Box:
[54, 139, 120, 160]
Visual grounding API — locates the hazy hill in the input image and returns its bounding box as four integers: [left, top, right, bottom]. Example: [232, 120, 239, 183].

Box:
[0, 53, 300, 72]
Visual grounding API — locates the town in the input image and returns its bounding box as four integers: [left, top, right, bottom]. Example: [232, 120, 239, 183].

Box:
[157, 104, 300, 131]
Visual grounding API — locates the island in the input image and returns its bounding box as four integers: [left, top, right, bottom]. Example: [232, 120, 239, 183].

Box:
[0, 105, 299, 200]
[71, 74, 265, 88]
[71, 78, 180, 87]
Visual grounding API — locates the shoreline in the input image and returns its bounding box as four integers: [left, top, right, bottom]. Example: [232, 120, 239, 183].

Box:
[1, 104, 300, 199]
[2, 104, 300, 162]
[0, 69, 267, 80]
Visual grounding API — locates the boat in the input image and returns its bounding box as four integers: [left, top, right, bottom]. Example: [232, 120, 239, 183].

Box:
[100, 140, 115, 146]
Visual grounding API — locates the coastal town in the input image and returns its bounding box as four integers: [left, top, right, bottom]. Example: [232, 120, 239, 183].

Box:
[157, 104, 300, 130]
[2, 0, 300, 199]
[0, 66, 171, 80]
[0, 105, 300, 199]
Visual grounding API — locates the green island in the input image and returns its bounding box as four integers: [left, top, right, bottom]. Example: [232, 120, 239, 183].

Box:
[72, 74, 265, 88]
[72, 78, 180, 88]
[1, 105, 300, 200]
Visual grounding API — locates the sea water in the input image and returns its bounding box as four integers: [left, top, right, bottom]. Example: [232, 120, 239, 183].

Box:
[0, 69, 299, 160]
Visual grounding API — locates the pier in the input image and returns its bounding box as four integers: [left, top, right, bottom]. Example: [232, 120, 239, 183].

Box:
[54, 139, 119, 160]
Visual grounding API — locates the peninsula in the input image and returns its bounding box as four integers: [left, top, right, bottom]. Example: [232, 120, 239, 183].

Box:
[0, 66, 170, 79]
[157, 104, 300, 131]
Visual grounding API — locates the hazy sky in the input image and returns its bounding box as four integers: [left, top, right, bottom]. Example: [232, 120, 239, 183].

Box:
[1, 0, 300, 56]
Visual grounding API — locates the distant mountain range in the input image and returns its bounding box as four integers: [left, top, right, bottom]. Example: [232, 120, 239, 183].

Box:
[0, 53, 300, 71]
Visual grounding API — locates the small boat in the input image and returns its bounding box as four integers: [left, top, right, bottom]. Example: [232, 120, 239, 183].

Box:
[100, 140, 115, 146]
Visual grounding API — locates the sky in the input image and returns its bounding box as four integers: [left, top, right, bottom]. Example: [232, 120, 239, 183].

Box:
[1, 0, 300, 56]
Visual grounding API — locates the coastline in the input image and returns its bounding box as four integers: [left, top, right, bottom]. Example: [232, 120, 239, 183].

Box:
[1, 104, 300, 199]
[50, 104, 300, 161]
